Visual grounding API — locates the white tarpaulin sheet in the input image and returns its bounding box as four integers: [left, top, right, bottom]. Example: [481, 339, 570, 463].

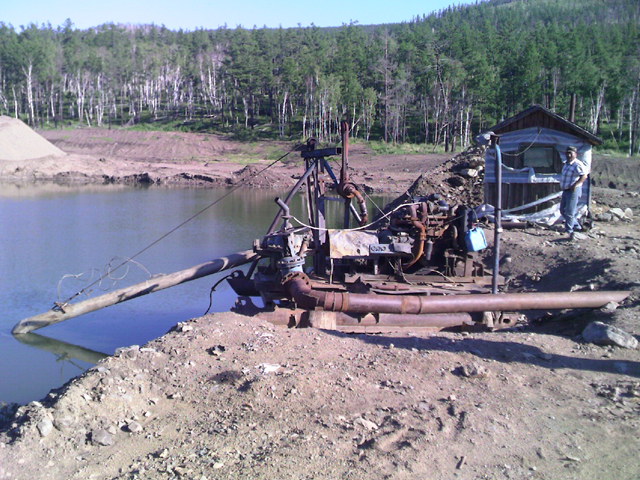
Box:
[484, 127, 592, 181]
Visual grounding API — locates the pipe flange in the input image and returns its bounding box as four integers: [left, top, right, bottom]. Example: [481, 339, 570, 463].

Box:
[336, 181, 357, 199]
[281, 271, 310, 287]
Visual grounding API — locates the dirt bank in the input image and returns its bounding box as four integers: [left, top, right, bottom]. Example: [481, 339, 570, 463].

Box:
[1, 126, 640, 480]
[0, 123, 450, 194]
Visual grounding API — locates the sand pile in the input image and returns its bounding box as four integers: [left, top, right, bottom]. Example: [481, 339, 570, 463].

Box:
[0, 116, 65, 161]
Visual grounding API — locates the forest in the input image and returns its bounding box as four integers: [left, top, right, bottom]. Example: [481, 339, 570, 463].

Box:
[0, 0, 639, 154]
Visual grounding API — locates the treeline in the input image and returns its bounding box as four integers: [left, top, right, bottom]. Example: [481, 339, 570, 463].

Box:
[0, 0, 639, 153]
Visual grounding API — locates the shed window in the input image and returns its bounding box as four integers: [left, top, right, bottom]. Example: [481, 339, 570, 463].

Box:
[523, 147, 554, 170]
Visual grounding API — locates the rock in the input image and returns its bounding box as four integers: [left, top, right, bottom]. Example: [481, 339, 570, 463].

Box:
[52, 414, 74, 434]
[624, 208, 633, 218]
[595, 212, 613, 222]
[467, 157, 485, 168]
[459, 168, 479, 179]
[114, 345, 140, 360]
[37, 418, 53, 438]
[127, 421, 143, 433]
[456, 363, 489, 378]
[354, 417, 378, 431]
[207, 345, 226, 356]
[259, 364, 281, 374]
[609, 207, 627, 219]
[582, 322, 638, 349]
[91, 429, 114, 446]
[600, 302, 619, 314]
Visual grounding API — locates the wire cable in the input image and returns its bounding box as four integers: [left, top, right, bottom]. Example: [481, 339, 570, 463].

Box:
[57, 143, 303, 308]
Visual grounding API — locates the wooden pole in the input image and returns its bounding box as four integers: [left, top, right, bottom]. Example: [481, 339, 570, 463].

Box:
[12, 250, 257, 335]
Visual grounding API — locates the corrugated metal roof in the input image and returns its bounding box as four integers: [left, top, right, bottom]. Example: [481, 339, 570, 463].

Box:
[487, 105, 603, 146]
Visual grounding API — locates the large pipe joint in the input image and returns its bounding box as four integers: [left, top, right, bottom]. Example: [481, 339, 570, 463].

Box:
[282, 272, 322, 310]
[337, 181, 357, 199]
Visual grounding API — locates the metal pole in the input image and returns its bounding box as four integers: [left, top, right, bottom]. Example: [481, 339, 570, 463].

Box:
[492, 134, 502, 294]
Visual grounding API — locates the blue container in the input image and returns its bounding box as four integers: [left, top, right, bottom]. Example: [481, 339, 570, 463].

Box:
[465, 227, 487, 252]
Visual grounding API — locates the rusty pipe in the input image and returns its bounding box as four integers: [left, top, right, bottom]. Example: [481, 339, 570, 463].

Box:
[285, 274, 629, 315]
[339, 181, 368, 226]
[402, 204, 427, 269]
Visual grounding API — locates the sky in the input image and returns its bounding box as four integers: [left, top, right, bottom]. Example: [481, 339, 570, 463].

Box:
[2, 0, 478, 31]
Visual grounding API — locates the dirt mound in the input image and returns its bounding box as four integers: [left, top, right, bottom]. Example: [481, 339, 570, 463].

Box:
[1, 304, 639, 480]
[0, 116, 65, 161]
[233, 164, 293, 189]
[407, 145, 486, 206]
[41, 128, 239, 163]
[591, 155, 640, 191]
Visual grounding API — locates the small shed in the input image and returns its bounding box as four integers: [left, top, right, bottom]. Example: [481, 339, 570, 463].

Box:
[482, 105, 602, 224]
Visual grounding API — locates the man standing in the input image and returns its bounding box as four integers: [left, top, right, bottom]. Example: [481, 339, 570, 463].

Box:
[560, 146, 588, 240]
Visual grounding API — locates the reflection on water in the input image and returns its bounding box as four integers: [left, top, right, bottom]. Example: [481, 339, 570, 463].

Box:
[0, 184, 392, 405]
[14, 332, 109, 365]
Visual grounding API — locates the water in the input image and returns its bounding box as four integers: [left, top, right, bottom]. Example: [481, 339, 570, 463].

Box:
[0, 184, 391, 406]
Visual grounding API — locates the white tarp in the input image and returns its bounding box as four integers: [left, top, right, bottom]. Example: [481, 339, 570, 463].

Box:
[484, 127, 591, 181]
[474, 203, 588, 227]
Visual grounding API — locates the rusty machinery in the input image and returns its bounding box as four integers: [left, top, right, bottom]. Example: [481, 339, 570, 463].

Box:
[227, 123, 628, 333]
[11, 122, 628, 336]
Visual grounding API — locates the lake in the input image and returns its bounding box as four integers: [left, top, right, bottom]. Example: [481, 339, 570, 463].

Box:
[0, 184, 391, 406]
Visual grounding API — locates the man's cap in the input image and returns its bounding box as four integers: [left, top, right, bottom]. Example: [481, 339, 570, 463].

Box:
[566, 146, 577, 153]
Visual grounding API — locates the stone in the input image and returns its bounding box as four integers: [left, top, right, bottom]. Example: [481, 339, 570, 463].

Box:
[52, 415, 74, 434]
[91, 429, 114, 446]
[467, 157, 485, 168]
[114, 345, 140, 360]
[176, 322, 194, 333]
[354, 417, 378, 431]
[37, 418, 53, 438]
[609, 208, 627, 219]
[457, 363, 489, 378]
[595, 212, 613, 222]
[600, 302, 619, 314]
[459, 168, 479, 179]
[127, 421, 143, 433]
[582, 322, 638, 349]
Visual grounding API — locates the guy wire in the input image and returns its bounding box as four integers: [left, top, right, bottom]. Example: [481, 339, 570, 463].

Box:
[58, 143, 303, 307]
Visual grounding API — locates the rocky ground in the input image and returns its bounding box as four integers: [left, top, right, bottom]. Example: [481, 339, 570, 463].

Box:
[1, 125, 640, 480]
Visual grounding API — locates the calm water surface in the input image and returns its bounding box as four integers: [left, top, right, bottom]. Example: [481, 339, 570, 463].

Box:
[0, 184, 390, 405]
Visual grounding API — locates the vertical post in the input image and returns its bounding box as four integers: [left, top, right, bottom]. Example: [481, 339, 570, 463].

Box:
[492, 134, 502, 295]
[340, 121, 351, 229]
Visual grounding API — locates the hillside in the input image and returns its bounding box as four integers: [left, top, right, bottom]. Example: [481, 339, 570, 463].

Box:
[0, 0, 638, 153]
